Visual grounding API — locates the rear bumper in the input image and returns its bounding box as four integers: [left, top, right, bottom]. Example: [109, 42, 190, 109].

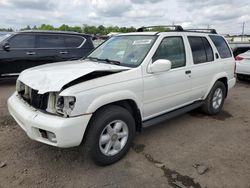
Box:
[235, 62, 250, 75]
[8, 92, 92, 148]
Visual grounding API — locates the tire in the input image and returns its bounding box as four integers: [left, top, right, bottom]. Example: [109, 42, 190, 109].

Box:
[201, 81, 226, 115]
[84, 105, 136, 166]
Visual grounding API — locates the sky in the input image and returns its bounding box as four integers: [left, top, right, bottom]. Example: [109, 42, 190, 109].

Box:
[0, 0, 249, 34]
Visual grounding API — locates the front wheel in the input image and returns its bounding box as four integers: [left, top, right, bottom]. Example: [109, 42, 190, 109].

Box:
[202, 81, 226, 115]
[84, 105, 135, 166]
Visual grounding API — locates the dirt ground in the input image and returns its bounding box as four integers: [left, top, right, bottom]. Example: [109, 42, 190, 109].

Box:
[0, 79, 250, 188]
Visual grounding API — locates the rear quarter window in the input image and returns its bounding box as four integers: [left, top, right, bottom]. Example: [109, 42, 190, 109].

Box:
[209, 35, 232, 58]
[65, 36, 85, 48]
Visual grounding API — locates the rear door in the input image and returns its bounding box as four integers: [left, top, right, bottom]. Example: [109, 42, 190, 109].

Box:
[0, 33, 37, 76]
[36, 34, 68, 65]
[186, 35, 221, 99]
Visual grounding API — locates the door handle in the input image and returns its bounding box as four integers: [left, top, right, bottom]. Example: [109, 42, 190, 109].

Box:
[185, 70, 192, 74]
[60, 51, 68, 54]
[26, 52, 36, 55]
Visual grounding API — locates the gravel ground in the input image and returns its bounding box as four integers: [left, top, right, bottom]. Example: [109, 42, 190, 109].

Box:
[0, 79, 250, 188]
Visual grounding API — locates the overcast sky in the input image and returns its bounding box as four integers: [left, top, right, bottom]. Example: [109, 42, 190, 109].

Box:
[0, 0, 249, 34]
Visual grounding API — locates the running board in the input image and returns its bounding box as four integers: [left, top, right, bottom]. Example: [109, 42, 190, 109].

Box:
[142, 101, 204, 128]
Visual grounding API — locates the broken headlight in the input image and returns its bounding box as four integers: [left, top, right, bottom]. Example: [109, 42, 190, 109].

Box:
[16, 80, 25, 93]
[55, 95, 76, 117]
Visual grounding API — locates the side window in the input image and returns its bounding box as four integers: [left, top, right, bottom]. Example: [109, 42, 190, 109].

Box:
[9, 34, 35, 48]
[188, 36, 214, 64]
[152, 37, 186, 69]
[202, 38, 214, 62]
[209, 35, 232, 58]
[65, 36, 84, 48]
[38, 34, 65, 48]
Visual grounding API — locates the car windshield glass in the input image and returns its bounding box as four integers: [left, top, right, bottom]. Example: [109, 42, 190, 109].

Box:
[87, 35, 156, 67]
[0, 33, 12, 42]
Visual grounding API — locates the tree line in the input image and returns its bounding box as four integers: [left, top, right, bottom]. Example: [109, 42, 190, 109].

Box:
[0, 24, 137, 35]
[0, 24, 172, 35]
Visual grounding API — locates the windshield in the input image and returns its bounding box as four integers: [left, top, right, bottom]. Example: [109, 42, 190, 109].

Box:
[87, 35, 157, 67]
[0, 33, 12, 42]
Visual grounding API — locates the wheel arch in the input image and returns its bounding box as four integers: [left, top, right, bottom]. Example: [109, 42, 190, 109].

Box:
[81, 99, 142, 146]
[205, 73, 228, 99]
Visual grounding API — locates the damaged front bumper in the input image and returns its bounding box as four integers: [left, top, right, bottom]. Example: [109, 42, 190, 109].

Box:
[8, 92, 92, 148]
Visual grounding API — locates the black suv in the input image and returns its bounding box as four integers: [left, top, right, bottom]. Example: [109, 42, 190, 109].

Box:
[0, 31, 94, 79]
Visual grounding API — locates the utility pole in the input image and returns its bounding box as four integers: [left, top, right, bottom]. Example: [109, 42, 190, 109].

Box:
[241, 22, 245, 42]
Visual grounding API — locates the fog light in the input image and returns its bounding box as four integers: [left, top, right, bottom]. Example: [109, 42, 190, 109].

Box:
[47, 132, 57, 143]
[39, 129, 57, 143]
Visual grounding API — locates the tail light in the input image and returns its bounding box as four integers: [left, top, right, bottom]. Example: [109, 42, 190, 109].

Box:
[235, 55, 244, 61]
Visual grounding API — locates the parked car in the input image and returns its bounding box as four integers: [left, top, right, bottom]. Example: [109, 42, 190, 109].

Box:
[229, 42, 250, 57]
[235, 50, 250, 80]
[0, 31, 94, 79]
[8, 26, 236, 166]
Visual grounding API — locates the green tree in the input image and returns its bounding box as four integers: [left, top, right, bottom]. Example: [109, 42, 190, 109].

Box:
[32, 25, 38, 30]
[20, 25, 31, 31]
[70, 26, 82, 33]
[38, 24, 55, 30]
[0, 24, 141, 34]
[0, 28, 13, 32]
[59, 24, 70, 31]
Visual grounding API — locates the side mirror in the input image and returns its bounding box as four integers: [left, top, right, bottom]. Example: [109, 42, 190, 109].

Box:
[148, 59, 172, 73]
[2, 42, 10, 51]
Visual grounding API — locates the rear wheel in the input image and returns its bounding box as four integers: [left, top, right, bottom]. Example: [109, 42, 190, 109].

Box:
[202, 81, 226, 115]
[84, 105, 135, 166]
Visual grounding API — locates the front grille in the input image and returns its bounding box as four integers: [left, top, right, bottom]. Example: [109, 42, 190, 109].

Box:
[18, 85, 49, 110]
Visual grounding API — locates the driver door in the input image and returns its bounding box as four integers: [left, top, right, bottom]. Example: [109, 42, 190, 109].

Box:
[0, 33, 37, 76]
[143, 36, 194, 119]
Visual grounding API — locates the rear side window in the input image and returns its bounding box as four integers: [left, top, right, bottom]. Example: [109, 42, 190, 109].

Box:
[209, 35, 232, 58]
[152, 37, 186, 69]
[9, 34, 35, 48]
[65, 36, 84, 48]
[188, 36, 214, 64]
[202, 38, 214, 62]
[38, 34, 65, 48]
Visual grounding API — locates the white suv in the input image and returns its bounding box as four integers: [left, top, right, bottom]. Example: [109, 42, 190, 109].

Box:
[8, 26, 236, 165]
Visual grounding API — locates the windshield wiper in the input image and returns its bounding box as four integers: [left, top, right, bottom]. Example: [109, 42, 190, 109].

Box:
[103, 59, 120, 65]
[86, 56, 100, 62]
[86, 57, 120, 65]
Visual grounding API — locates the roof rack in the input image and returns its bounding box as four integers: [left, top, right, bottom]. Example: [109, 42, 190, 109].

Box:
[185, 29, 217, 34]
[19, 30, 82, 34]
[136, 25, 217, 34]
[137, 25, 184, 32]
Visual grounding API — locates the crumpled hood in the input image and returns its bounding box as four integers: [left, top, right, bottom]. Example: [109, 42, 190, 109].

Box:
[18, 60, 130, 94]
